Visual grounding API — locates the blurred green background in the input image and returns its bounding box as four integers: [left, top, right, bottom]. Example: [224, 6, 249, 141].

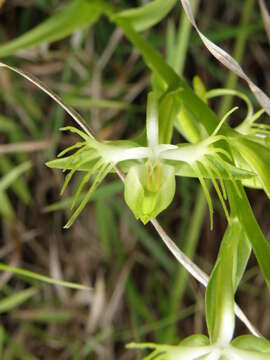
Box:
[0, 0, 269, 359]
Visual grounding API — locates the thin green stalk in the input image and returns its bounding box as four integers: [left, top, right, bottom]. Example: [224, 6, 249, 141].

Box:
[219, 0, 256, 116]
[173, 0, 197, 74]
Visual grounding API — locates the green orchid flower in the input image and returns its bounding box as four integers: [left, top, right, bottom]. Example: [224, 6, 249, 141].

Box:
[47, 92, 253, 228]
[128, 338, 270, 360]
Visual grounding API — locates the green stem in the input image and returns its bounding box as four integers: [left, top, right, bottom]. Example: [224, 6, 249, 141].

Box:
[173, 0, 197, 75]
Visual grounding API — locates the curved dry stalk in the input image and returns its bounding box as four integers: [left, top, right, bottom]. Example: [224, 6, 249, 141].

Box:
[0, 62, 94, 138]
[150, 218, 262, 338]
[180, 0, 270, 115]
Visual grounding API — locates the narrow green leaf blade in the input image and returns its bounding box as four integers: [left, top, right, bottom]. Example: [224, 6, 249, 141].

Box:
[227, 184, 270, 291]
[114, 0, 176, 31]
[206, 220, 238, 344]
[0, 0, 104, 57]
[0, 191, 14, 220]
[114, 17, 229, 137]
[0, 157, 31, 205]
[0, 263, 90, 290]
[0, 161, 32, 193]
[0, 288, 37, 314]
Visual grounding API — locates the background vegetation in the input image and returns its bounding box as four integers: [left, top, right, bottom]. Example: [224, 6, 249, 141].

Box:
[0, 0, 269, 359]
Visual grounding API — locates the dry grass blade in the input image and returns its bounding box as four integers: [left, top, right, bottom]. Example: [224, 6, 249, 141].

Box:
[259, 0, 270, 44]
[0, 140, 51, 154]
[180, 0, 270, 115]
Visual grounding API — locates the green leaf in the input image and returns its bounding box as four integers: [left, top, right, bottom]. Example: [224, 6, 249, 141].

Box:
[114, 17, 229, 137]
[227, 184, 270, 291]
[158, 88, 182, 144]
[193, 76, 208, 103]
[0, 191, 14, 221]
[115, 17, 181, 89]
[206, 221, 238, 344]
[0, 288, 37, 313]
[0, 157, 31, 205]
[114, 0, 176, 32]
[234, 228, 251, 289]
[175, 103, 206, 143]
[0, 0, 105, 57]
[0, 161, 32, 193]
[0, 263, 89, 290]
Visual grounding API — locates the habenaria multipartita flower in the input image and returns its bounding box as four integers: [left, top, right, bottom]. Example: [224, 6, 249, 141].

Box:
[47, 92, 253, 228]
[127, 334, 270, 360]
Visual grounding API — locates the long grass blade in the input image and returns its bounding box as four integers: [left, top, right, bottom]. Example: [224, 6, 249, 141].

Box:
[0, 161, 32, 193]
[0, 263, 90, 290]
[0, 288, 37, 314]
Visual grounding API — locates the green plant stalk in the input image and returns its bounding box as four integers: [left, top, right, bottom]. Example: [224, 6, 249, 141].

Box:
[173, 0, 197, 74]
[219, 0, 255, 116]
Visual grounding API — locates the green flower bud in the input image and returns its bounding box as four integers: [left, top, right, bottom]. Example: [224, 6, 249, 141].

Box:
[124, 162, 175, 224]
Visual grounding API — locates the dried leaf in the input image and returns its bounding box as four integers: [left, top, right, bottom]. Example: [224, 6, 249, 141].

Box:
[180, 0, 270, 115]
